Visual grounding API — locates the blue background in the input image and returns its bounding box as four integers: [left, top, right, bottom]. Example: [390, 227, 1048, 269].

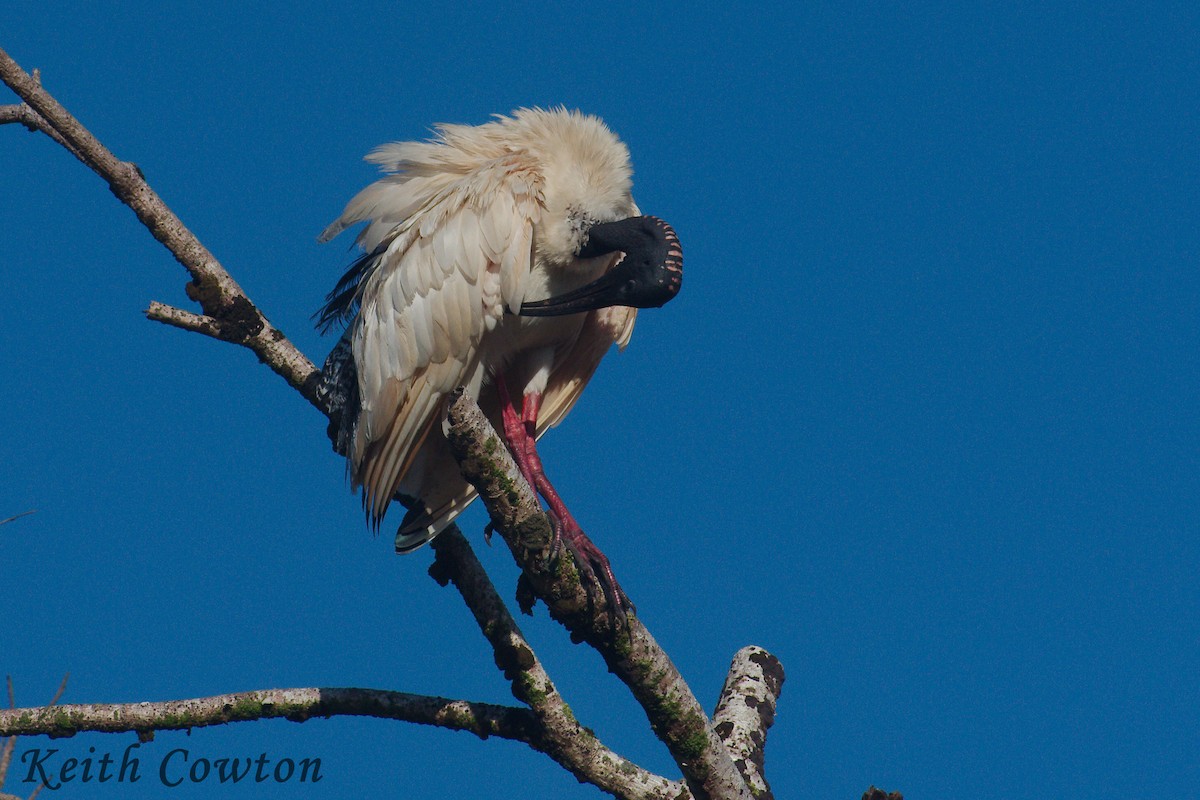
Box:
[2, 2, 1198, 798]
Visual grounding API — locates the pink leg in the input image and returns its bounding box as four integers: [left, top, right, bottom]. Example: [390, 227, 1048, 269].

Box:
[494, 374, 630, 616]
[494, 375, 537, 491]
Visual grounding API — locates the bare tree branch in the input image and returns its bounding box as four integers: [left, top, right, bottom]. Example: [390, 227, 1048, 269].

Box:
[0, 512, 35, 527]
[0, 678, 16, 789]
[0, 675, 69, 800]
[0, 101, 79, 156]
[2, 43, 788, 800]
[442, 392, 754, 800]
[430, 527, 684, 800]
[145, 301, 224, 339]
[0, 46, 324, 411]
[0, 688, 536, 743]
[44, 677, 68, 710]
[713, 648, 785, 799]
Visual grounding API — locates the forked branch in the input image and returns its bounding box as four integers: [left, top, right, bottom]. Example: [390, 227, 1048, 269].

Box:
[1, 44, 786, 800]
[0, 45, 323, 410]
[430, 528, 683, 800]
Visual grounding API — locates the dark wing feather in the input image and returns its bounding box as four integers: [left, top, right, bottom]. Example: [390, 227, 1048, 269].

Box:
[313, 244, 387, 334]
[315, 331, 360, 457]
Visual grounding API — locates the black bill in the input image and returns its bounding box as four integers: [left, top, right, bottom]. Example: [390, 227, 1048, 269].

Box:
[519, 215, 683, 317]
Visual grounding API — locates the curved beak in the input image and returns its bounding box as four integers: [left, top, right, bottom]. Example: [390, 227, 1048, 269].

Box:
[519, 215, 683, 317]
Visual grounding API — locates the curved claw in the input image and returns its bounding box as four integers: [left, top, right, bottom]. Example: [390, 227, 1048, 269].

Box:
[557, 520, 634, 625]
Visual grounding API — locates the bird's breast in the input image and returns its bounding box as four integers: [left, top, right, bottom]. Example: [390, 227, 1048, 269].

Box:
[480, 253, 613, 383]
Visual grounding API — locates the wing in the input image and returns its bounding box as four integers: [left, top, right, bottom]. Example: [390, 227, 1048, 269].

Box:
[391, 289, 636, 551]
[326, 160, 541, 526]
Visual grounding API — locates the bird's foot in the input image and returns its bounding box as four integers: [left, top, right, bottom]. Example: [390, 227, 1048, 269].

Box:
[554, 519, 634, 625]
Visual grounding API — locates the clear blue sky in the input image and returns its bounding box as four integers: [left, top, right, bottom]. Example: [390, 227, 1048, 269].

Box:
[2, 3, 1198, 798]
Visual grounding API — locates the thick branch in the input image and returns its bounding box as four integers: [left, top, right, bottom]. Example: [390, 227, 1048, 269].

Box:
[713, 648, 785, 799]
[443, 392, 753, 800]
[3, 46, 786, 800]
[430, 528, 682, 800]
[0, 688, 535, 743]
[0, 47, 324, 411]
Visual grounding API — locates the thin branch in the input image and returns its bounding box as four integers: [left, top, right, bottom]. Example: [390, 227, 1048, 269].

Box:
[0, 674, 68, 800]
[0, 102, 79, 156]
[712, 648, 785, 800]
[0, 47, 324, 411]
[442, 392, 753, 800]
[0, 738, 12, 792]
[44, 676, 68, 710]
[145, 301, 224, 339]
[0, 680, 14, 789]
[0, 512, 35, 527]
[0, 103, 31, 126]
[2, 45, 786, 800]
[430, 528, 683, 800]
[0, 688, 536, 743]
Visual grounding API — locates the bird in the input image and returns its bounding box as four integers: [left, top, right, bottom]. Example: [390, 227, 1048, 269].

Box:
[316, 108, 682, 609]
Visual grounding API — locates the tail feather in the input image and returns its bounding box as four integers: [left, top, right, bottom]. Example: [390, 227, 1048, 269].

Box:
[393, 483, 479, 553]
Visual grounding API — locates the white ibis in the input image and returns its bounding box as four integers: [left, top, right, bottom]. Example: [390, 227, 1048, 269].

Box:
[316, 108, 682, 609]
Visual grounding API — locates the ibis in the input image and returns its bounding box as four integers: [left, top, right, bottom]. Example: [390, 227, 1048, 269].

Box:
[317, 108, 682, 609]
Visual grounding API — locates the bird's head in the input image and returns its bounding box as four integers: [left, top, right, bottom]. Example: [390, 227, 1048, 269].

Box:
[513, 109, 684, 317]
[522, 108, 636, 268]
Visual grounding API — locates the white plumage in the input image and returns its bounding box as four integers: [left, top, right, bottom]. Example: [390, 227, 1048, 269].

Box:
[319, 108, 642, 553]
